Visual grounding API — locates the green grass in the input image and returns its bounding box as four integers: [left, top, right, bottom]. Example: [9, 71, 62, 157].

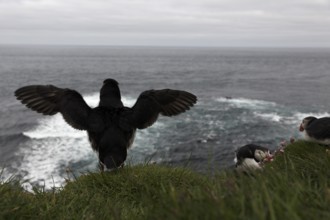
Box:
[1, 140, 330, 219]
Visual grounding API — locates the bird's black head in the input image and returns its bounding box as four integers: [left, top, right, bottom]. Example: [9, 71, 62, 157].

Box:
[99, 153, 126, 171]
[299, 116, 317, 132]
[103, 78, 119, 85]
[99, 78, 123, 108]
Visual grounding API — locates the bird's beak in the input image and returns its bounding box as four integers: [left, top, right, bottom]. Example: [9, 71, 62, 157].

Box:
[299, 124, 304, 132]
[263, 154, 274, 163]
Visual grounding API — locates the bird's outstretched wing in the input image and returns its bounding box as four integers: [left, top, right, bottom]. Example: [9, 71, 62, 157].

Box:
[15, 85, 91, 130]
[127, 89, 197, 129]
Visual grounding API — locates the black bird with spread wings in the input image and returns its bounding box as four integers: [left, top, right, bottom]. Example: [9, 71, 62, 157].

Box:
[15, 79, 197, 171]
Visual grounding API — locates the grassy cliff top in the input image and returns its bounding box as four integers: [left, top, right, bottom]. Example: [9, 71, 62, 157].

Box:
[1, 140, 330, 219]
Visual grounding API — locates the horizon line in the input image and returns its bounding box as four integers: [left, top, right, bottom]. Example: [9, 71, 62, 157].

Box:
[1, 43, 330, 50]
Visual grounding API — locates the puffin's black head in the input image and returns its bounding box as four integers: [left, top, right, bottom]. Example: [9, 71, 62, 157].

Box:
[103, 78, 119, 86]
[99, 154, 126, 172]
[99, 78, 122, 108]
[299, 116, 317, 132]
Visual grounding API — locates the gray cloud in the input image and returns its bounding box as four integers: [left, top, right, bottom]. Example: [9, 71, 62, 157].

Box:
[0, 0, 329, 47]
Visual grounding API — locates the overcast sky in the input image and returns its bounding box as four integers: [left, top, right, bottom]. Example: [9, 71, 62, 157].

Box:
[0, 0, 329, 47]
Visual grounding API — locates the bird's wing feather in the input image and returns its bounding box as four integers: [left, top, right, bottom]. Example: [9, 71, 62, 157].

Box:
[127, 89, 197, 129]
[306, 118, 330, 139]
[15, 85, 91, 130]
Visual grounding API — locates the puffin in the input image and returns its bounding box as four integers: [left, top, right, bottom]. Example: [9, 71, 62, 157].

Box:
[15, 79, 197, 171]
[234, 144, 273, 171]
[299, 116, 330, 145]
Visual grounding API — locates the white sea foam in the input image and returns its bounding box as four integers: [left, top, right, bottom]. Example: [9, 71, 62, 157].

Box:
[279, 111, 330, 126]
[217, 97, 283, 124]
[16, 136, 96, 189]
[16, 93, 159, 190]
[253, 112, 283, 122]
[23, 115, 84, 139]
[216, 97, 277, 110]
[216, 96, 330, 132]
[255, 109, 330, 126]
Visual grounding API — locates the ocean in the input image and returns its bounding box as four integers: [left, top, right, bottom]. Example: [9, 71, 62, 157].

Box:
[1, 45, 330, 190]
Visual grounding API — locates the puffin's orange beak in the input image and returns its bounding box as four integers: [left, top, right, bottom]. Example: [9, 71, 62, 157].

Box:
[299, 124, 304, 132]
[264, 154, 274, 163]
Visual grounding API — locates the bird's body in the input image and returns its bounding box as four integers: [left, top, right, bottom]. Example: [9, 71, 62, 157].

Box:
[299, 116, 330, 145]
[15, 79, 197, 171]
[234, 144, 273, 171]
[85, 106, 136, 170]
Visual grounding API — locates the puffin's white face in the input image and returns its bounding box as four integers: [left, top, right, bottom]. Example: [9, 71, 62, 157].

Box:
[254, 149, 271, 162]
[299, 119, 308, 132]
[299, 117, 316, 132]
